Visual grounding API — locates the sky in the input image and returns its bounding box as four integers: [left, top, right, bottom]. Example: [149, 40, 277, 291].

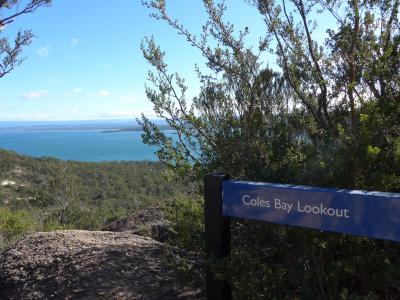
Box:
[0, 0, 268, 121]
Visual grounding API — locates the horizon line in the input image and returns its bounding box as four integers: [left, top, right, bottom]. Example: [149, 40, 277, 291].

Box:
[0, 117, 163, 123]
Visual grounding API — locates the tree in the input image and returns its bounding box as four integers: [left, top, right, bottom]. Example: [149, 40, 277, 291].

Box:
[140, 1, 296, 184]
[249, 0, 400, 189]
[140, 0, 400, 298]
[140, 0, 399, 190]
[0, 0, 51, 78]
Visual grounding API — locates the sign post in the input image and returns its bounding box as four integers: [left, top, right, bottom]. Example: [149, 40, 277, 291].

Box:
[204, 173, 231, 300]
[204, 175, 400, 299]
[222, 180, 400, 242]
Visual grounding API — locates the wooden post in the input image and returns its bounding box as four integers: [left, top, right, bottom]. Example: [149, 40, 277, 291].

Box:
[204, 173, 231, 300]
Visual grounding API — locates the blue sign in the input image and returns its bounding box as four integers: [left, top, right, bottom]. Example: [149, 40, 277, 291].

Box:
[222, 180, 400, 242]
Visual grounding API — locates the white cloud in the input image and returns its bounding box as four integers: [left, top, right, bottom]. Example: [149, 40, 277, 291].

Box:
[20, 90, 48, 100]
[96, 90, 110, 97]
[70, 37, 79, 48]
[72, 88, 84, 93]
[37, 47, 49, 57]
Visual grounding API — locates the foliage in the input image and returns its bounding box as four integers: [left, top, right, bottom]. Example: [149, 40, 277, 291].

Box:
[140, 0, 400, 298]
[0, 149, 188, 248]
[165, 195, 205, 252]
[0, 206, 38, 249]
[248, 0, 400, 190]
[163, 195, 206, 292]
[0, 0, 51, 78]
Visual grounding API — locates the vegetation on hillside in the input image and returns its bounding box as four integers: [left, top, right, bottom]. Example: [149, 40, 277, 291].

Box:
[0, 149, 188, 249]
[140, 0, 400, 298]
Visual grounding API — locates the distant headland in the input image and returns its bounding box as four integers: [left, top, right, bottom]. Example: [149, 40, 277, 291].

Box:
[0, 119, 171, 133]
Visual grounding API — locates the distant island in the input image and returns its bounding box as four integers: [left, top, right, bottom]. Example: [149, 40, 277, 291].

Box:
[101, 124, 173, 133]
[0, 119, 171, 133]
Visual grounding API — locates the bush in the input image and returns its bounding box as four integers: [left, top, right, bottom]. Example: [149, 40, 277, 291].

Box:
[140, 0, 400, 298]
[165, 196, 205, 252]
[225, 222, 400, 299]
[163, 196, 206, 292]
[0, 207, 38, 249]
[164, 196, 400, 299]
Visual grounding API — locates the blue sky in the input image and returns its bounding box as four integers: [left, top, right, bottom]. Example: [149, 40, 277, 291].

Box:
[0, 0, 268, 121]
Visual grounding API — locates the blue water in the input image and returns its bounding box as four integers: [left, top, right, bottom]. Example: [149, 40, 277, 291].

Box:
[0, 130, 164, 162]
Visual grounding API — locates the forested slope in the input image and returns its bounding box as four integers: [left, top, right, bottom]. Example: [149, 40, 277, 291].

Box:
[0, 149, 187, 248]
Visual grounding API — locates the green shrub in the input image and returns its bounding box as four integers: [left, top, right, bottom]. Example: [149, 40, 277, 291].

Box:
[42, 218, 69, 232]
[165, 196, 205, 251]
[0, 207, 38, 247]
[163, 196, 206, 291]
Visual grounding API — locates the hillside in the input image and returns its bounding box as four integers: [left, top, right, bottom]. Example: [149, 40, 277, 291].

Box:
[0, 149, 203, 298]
[0, 148, 186, 207]
[0, 149, 188, 248]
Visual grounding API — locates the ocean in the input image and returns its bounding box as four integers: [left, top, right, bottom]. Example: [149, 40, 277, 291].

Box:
[0, 120, 169, 162]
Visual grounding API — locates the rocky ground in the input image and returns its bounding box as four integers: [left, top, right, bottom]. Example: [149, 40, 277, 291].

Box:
[0, 230, 202, 300]
[103, 204, 171, 242]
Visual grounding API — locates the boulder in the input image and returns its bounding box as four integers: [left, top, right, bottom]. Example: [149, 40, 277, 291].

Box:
[103, 204, 171, 243]
[0, 230, 202, 299]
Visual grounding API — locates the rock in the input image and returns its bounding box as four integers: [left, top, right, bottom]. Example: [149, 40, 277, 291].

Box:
[103, 204, 172, 243]
[0, 180, 16, 187]
[0, 230, 203, 300]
